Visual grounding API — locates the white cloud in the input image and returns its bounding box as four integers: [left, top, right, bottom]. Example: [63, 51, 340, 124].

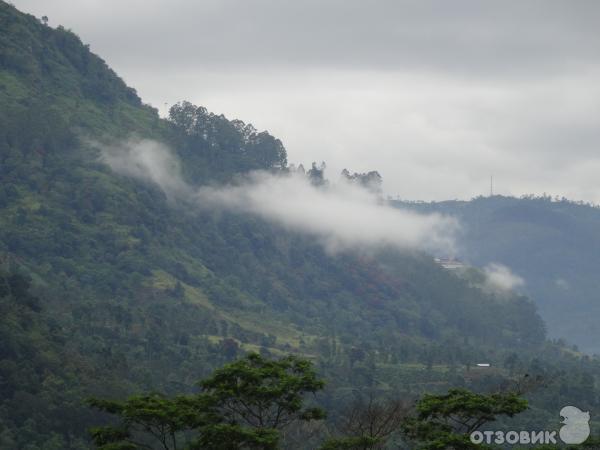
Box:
[483, 263, 525, 292]
[99, 138, 459, 254]
[196, 171, 458, 254]
[98, 138, 191, 198]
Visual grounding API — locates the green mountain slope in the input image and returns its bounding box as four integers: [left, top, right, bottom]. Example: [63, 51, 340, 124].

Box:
[1, 2, 599, 448]
[396, 195, 600, 354]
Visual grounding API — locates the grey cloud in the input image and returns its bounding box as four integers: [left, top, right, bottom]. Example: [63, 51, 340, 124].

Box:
[555, 278, 570, 291]
[13, 0, 600, 77]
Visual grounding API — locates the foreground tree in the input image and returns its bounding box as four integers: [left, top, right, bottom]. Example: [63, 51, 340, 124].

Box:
[88, 394, 210, 450]
[88, 353, 325, 449]
[402, 388, 527, 450]
[193, 353, 326, 449]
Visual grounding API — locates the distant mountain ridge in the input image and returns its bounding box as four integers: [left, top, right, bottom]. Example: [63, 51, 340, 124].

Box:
[395, 195, 600, 353]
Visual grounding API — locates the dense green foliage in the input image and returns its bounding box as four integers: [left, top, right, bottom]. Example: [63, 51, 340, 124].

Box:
[91, 360, 599, 449]
[89, 357, 509, 450]
[168, 101, 287, 182]
[395, 195, 600, 353]
[402, 389, 527, 449]
[0, 270, 138, 449]
[1, 1, 600, 448]
[88, 353, 324, 449]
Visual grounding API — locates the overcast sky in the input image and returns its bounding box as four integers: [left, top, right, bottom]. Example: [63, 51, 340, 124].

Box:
[13, 0, 600, 201]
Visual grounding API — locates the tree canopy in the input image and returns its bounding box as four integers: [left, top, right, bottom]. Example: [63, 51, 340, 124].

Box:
[88, 353, 325, 449]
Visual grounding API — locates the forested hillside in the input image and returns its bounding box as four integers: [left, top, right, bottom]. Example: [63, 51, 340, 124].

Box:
[1, 2, 599, 448]
[396, 195, 600, 354]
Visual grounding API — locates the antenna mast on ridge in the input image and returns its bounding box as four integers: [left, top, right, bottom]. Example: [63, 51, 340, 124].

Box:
[490, 175, 493, 197]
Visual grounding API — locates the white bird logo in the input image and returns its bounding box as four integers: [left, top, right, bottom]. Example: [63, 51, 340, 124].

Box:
[559, 406, 590, 445]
